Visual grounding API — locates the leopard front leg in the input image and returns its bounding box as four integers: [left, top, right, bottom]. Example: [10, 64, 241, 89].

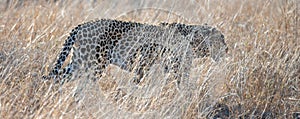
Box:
[165, 54, 193, 90]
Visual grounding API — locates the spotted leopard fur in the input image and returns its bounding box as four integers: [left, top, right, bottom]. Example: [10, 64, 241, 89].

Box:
[44, 19, 228, 84]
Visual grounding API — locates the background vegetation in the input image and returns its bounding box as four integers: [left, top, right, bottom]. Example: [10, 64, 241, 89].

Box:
[0, 0, 299, 118]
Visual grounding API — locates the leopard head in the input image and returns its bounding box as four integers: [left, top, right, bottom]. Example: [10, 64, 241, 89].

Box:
[190, 26, 228, 61]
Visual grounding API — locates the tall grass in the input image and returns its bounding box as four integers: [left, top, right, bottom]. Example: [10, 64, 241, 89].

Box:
[0, 0, 299, 118]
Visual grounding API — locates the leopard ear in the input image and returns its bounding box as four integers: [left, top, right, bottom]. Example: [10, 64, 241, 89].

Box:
[190, 28, 205, 44]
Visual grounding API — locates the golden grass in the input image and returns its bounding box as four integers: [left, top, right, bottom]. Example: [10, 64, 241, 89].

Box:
[0, 0, 299, 118]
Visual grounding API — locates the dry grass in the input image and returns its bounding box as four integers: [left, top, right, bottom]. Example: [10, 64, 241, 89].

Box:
[0, 0, 299, 118]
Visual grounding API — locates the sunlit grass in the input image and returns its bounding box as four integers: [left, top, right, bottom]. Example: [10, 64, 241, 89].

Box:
[0, 0, 299, 118]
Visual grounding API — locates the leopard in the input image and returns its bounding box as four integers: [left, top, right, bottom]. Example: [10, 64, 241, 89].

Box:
[43, 19, 228, 85]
